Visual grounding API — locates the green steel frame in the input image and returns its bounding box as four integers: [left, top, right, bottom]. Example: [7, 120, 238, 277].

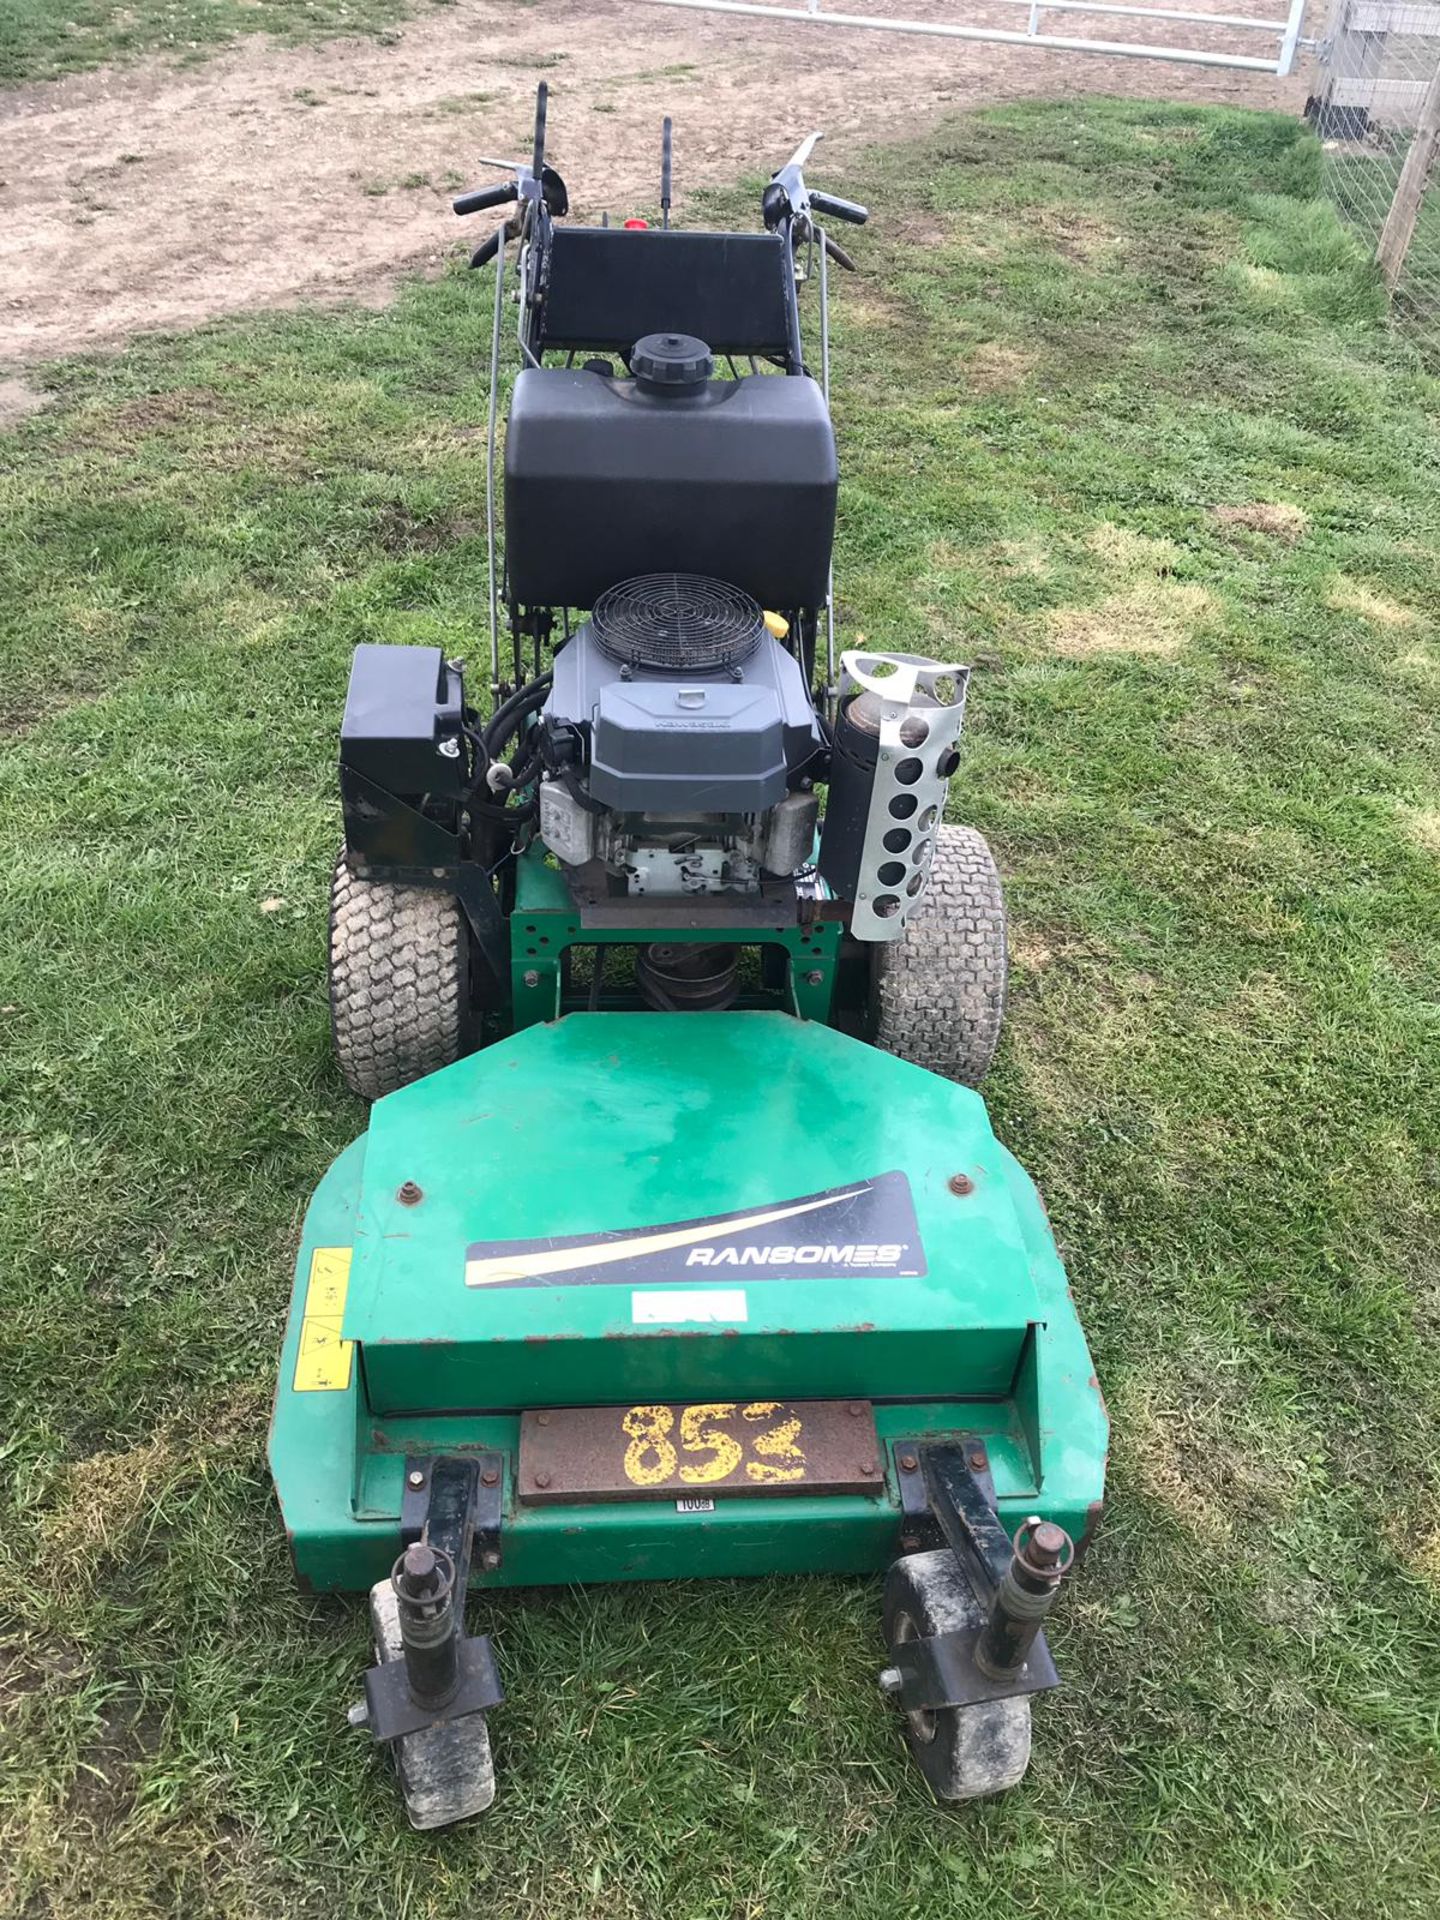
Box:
[509, 845, 843, 1028]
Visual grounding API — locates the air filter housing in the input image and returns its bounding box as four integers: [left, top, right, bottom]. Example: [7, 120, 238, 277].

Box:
[593, 573, 764, 674]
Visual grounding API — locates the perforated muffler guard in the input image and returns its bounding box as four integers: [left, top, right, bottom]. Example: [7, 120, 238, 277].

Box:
[831, 650, 970, 941]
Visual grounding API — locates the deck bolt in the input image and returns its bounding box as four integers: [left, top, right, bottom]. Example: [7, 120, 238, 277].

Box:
[900, 1533, 920, 1553]
[534, 1470, 552, 1489]
[948, 1172, 975, 1196]
[898, 1451, 919, 1473]
[407, 1469, 426, 1490]
[397, 1180, 423, 1206]
[346, 1699, 370, 1728]
[969, 1448, 987, 1471]
[860, 1459, 876, 1476]
[847, 1402, 865, 1417]
[480, 1549, 501, 1571]
[480, 1466, 499, 1486]
[804, 969, 824, 986]
[878, 1666, 904, 1695]
[523, 968, 540, 989]
[537, 1411, 551, 1426]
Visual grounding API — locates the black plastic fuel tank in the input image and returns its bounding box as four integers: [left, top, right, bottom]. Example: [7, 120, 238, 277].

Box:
[504, 364, 837, 610]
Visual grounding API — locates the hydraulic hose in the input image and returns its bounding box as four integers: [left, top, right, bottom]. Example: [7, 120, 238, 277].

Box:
[482, 672, 553, 759]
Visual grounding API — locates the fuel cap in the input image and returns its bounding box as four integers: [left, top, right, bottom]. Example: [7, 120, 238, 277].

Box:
[631, 332, 714, 393]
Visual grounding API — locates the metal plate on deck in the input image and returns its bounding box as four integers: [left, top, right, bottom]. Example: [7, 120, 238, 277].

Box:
[518, 1398, 884, 1505]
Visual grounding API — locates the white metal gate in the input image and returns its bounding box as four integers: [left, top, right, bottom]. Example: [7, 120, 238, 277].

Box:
[644, 0, 1311, 74]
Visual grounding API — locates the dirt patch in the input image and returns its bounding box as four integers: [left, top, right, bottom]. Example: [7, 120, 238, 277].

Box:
[1213, 501, 1309, 542]
[1327, 574, 1419, 627]
[40, 1432, 182, 1585]
[1048, 580, 1213, 657]
[375, 502, 480, 552]
[1388, 1516, 1440, 1592]
[0, 374, 47, 424]
[890, 208, 956, 249]
[37, 1383, 265, 1591]
[1087, 522, 1183, 575]
[67, 1705, 164, 1834]
[1400, 805, 1440, 855]
[1008, 928, 1054, 971]
[0, 0, 1302, 361]
[1028, 204, 1120, 266]
[0, 1639, 88, 1702]
[1114, 1362, 1313, 1548]
[1388, 645, 1438, 681]
[965, 339, 1036, 391]
[993, 533, 1055, 578]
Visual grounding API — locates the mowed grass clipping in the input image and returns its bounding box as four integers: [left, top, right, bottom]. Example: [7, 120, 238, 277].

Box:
[1, 99, 1439, 1919]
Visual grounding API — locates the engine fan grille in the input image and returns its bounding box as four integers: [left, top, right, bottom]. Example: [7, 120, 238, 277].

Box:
[592, 573, 764, 673]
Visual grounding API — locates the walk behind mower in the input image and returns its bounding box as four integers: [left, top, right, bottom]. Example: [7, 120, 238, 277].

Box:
[268, 87, 1107, 1827]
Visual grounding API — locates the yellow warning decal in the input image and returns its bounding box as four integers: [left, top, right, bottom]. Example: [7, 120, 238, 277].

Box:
[293, 1246, 354, 1393]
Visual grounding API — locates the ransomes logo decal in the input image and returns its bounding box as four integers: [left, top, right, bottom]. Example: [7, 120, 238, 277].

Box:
[463, 1170, 926, 1288]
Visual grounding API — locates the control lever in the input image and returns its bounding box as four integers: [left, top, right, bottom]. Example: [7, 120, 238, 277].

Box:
[821, 231, 859, 272]
[470, 224, 516, 270]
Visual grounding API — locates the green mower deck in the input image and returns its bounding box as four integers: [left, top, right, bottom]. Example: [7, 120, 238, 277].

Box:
[269, 1012, 1106, 1594]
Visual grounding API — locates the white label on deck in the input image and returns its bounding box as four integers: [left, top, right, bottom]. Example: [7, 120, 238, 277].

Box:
[631, 1289, 749, 1325]
[676, 1497, 717, 1513]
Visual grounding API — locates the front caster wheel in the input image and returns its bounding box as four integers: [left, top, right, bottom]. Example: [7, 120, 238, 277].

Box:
[367, 1579, 496, 1829]
[881, 1549, 1031, 1801]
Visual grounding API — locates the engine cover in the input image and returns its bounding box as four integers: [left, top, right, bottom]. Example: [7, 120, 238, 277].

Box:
[543, 586, 821, 815]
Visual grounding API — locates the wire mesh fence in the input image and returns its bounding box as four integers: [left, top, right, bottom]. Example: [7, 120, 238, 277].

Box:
[1309, 0, 1440, 326]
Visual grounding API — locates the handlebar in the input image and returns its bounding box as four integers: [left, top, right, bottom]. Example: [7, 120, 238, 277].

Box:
[763, 131, 869, 265]
[810, 189, 868, 227]
[453, 179, 519, 217]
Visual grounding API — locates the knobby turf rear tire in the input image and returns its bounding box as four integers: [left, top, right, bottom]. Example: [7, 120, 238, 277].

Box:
[870, 823, 1007, 1086]
[882, 1549, 1031, 1802]
[329, 853, 469, 1101]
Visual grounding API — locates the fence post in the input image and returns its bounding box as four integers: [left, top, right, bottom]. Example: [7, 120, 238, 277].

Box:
[1376, 60, 1440, 292]
[1276, 0, 1306, 77]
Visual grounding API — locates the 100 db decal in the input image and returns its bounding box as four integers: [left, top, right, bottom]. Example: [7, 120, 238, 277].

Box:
[621, 1401, 807, 1488]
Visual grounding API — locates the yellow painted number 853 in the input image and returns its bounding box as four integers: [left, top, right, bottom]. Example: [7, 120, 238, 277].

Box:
[621, 1401, 807, 1489]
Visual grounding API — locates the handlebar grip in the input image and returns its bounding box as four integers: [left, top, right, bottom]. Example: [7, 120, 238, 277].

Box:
[453, 180, 518, 216]
[470, 230, 504, 270]
[810, 189, 868, 226]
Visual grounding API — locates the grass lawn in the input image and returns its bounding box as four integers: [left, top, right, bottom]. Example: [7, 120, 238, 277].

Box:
[2, 98, 1438, 1919]
[0, 0, 433, 86]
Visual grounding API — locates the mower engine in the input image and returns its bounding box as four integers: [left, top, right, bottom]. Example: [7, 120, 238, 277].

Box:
[537, 571, 824, 895]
